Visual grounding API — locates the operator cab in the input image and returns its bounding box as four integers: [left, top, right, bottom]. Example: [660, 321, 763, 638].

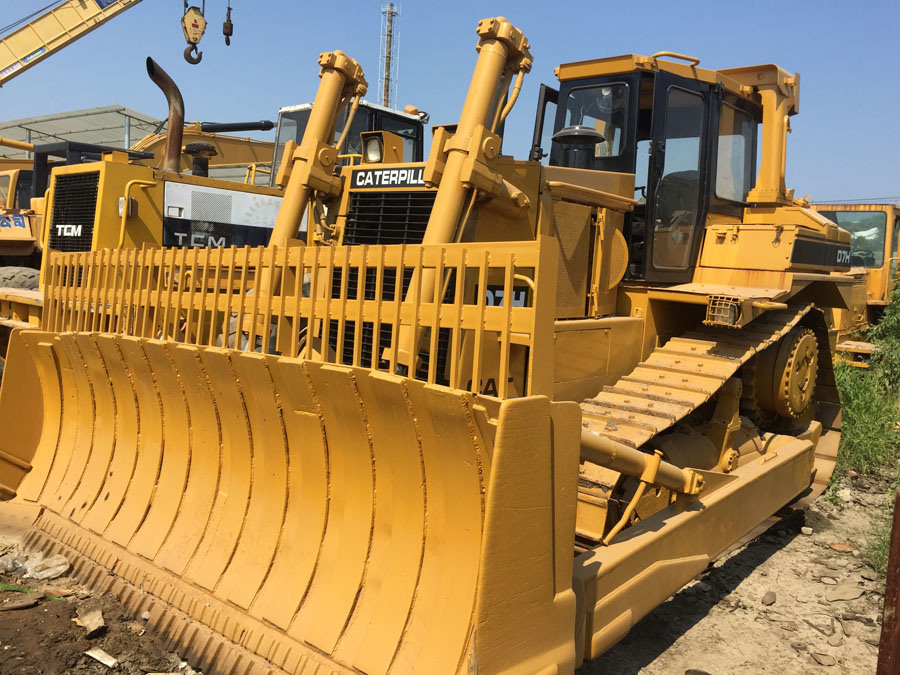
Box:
[0, 170, 32, 210]
[271, 100, 427, 186]
[531, 54, 763, 283]
[815, 208, 899, 269]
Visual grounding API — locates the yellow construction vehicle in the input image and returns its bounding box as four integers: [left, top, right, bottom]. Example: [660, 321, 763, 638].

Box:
[0, 136, 45, 281]
[0, 18, 853, 674]
[812, 202, 899, 365]
[0, 127, 278, 337]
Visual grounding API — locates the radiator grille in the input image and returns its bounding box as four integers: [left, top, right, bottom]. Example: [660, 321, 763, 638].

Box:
[330, 265, 455, 377]
[343, 190, 435, 245]
[330, 320, 451, 385]
[333, 190, 448, 378]
[47, 172, 100, 253]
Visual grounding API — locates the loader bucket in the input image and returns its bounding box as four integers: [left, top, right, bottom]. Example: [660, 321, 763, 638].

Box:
[0, 327, 580, 675]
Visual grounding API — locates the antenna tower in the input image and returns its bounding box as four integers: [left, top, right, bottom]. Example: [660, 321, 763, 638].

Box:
[379, 3, 400, 109]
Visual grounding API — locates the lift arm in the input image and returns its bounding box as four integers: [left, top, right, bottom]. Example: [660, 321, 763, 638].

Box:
[0, 0, 144, 87]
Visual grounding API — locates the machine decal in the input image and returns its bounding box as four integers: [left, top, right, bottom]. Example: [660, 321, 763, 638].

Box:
[163, 217, 272, 248]
[791, 237, 852, 268]
[0, 215, 27, 229]
[163, 181, 282, 247]
[22, 47, 47, 65]
[484, 284, 529, 306]
[353, 165, 426, 189]
[54, 224, 82, 237]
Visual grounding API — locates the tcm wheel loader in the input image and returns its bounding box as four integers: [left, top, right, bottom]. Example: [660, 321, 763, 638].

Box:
[811, 202, 899, 366]
[0, 17, 853, 674]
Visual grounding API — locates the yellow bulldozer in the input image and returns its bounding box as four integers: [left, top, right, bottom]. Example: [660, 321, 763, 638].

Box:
[0, 17, 854, 674]
[812, 202, 899, 365]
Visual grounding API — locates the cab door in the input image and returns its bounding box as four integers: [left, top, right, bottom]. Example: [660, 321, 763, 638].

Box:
[644, 72, 714, 283]
[890, 213, 900, 294]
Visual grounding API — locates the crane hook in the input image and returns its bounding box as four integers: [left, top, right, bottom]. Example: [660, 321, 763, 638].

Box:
[181, 4, 207, 65]
[184, 44, 202, 64]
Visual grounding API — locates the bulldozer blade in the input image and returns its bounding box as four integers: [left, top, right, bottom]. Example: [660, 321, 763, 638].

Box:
[0, 328, 581, 675]
[0, 330, 45, 499]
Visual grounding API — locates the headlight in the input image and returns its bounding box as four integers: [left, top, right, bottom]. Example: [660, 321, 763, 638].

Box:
[364, 136, 383, 163]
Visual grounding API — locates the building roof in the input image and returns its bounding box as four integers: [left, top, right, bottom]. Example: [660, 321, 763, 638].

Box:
[0, 105, 162, 158]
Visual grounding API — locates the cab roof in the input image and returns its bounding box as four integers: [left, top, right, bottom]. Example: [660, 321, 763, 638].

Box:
[556, 53, 799, 114]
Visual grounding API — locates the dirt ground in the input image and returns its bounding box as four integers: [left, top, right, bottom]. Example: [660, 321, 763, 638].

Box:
[0, 544, 198, 674]
[583, 475, 890, 674]
[0, 477, 888, 675]
[0, 589, 194, 674]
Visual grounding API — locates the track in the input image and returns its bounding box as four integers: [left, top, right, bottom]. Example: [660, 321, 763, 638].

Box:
[579, 304, 841, 502]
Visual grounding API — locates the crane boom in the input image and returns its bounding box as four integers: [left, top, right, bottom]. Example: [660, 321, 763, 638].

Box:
[0, 0, 143, 86]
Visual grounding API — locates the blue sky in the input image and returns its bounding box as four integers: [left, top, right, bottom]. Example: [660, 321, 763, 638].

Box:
[2, 0, 898, 202]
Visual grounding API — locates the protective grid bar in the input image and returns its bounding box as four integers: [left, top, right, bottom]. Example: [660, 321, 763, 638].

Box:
[42, 240, 557, 398]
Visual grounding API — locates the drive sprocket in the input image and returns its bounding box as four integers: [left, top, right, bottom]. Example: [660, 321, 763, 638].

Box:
[747, 327, 818, 423]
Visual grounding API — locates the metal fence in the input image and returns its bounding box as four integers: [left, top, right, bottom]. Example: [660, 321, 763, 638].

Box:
[42, 239, 557, 398]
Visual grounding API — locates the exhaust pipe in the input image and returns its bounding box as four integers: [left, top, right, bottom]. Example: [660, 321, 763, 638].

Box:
[146, 57, 185, 172]
[199, 120, 275, 133]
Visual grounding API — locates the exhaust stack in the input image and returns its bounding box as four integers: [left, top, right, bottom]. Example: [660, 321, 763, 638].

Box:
[146, 57, 185, 173]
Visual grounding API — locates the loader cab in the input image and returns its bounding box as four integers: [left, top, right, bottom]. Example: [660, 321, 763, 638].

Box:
[812, 203, 900, 306]
[0, 169, 33, 209]
[270, 100, 426, 186]
[814, 207, 890, 269]
[532, 58, 761, 283]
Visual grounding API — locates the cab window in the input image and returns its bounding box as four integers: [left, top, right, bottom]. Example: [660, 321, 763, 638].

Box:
[271, 109, 309, 180]
[561, 83, 629, 160]
[716, 103, 755, 202]
[271, 106, 369, 182]
[335, 107, 368, 158]
[0, 175, 10, 208]
[818, 210, 887, 267]
[14, 171, 32, 209]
